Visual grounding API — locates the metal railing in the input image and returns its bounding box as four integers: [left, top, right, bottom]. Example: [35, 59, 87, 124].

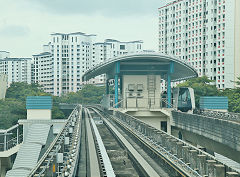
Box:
[28, 105, 82, 177]
[101, 94, 176, 110]
[0, 124, 23, 152]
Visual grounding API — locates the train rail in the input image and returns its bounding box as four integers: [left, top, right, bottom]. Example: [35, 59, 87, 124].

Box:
[91, 106, 240, 177]
[88, 107, 187, 177]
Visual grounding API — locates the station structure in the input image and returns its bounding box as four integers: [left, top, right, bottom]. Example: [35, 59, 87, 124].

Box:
[83, 52, 198, 133]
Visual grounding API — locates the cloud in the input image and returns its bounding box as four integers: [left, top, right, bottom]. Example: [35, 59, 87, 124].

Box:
[27, 0, 167, 16]
[0, 25, 30, 37]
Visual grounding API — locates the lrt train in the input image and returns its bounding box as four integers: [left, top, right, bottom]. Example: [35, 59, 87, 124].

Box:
[172, 87, 195, 112]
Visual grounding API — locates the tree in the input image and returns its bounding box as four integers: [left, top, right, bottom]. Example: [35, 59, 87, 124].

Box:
[177, 76, 219, 108]
[0, 82, 65, 129]
[60, 85, 105, 104]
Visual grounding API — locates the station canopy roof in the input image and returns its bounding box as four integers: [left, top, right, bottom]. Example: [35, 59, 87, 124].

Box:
[83, 53, 198, 82]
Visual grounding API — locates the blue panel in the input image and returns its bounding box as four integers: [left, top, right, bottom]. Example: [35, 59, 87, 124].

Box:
[200, 96, 228, 110]
[167, 74, 171, 108]
[26, 96, 52, 109]
[115, 75, 118, 108]
[169, 61, 174, 74]
[115, 62, 120, 74]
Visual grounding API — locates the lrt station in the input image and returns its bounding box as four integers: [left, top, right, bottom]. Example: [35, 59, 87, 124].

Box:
[83, 52, 197, 134]
[1, 53, 240, 177]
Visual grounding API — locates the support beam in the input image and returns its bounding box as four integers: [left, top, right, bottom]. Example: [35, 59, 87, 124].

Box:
[167, 62, 174, 108]
[115, 62, 120, 108]
[106, 79, 109, 94]
[167, 74, 171, 108]
[115, 74, 119, 108]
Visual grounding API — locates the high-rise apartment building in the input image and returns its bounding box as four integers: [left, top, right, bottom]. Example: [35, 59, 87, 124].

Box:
[33, 32, 144, 96]
[48, 32, 96, 96]
[159, 0, 240, 89]
[0, 57, 32, 87]
[91, 39, 144, 85]
[32, 52, 54, 94]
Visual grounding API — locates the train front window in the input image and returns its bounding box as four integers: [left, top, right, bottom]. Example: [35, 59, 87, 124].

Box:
[178, 88, 192, 109]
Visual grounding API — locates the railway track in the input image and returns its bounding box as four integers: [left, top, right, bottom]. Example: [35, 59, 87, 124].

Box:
[87, 107, 183, 177]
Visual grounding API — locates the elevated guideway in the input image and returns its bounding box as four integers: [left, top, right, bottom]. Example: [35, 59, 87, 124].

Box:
[3, 103, 240, 177]
[171, 110, 240, 164]
[91, 106, 240, 177]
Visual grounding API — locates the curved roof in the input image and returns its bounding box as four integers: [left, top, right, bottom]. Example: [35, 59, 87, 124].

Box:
[83, 52, 198, 82]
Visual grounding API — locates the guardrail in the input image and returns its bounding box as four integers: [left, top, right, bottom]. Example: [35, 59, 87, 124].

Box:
[194, 109, 240, 123]
[114, 111, 240, 177]
[28, 105, 82, 177]
[101, 94, 176, 110]
[0, 124, 23, 152]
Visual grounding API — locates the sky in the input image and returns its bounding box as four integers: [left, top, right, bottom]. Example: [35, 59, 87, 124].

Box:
[0, 0, 168, 58]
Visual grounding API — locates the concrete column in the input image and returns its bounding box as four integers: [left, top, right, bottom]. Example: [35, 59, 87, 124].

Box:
[213, 164, 225, 177]
[189, 150, 198, 170]
[197, 154, 207, 176]
[176, 142, 184, 158]
[156, 132, 163, 144]
[182, 146, 190, 164]
[106, 79, 109, 94]
[153, 130, 159, 142]
[160, 134, 167, 147]
[206, 160, 216, 177]
[165, 137, 172, 151]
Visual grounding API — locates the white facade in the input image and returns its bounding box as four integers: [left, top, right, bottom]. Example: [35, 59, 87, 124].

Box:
[35, 33, 144, 96]
[90, 39, 144, 85]
[0, 74, 7, 99]
[48, 32, 96, 96]
[0, 58, 32, 87]
[32, 52, 54, 94]
[159, 0, 240, 89]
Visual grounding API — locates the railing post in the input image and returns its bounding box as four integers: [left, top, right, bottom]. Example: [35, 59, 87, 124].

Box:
[4, 132, 6, 151]
[17, 125, 19, 144]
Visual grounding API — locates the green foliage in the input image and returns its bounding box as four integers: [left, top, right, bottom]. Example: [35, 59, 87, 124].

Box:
[0, 83, 105, 129]
[0, 98, 26, 129]
[177, 76, 219, 108]
[6, 82, 49, 101]
[60, 85, 105, 104]
[0, 82, 65, 129]
[219, 88, 240, 113]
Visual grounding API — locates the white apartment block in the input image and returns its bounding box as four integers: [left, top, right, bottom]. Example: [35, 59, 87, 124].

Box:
[32, 52, 54, 94]
[159, 0, 240, 89]
[0, 57, 32, 87]
[35, 32, 144, 96]
[46, 32, 97, 96]
[91, 39, 144, 85]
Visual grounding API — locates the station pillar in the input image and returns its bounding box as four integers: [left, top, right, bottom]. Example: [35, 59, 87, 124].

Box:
[167, 62, 174, 108]
[106, 79, 109, 94]
[115, 62, 120, 108]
